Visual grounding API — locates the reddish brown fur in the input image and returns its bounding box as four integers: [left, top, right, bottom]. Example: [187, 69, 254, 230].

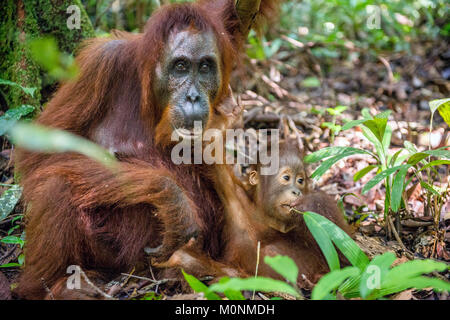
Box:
[14, 0, 278, 299]
[162, 144, 353, 288]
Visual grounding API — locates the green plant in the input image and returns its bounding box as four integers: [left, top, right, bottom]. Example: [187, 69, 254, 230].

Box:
[304, 108, 449, 223]
[277, 0, 448, 62]
[183, 211, 450, 300]
[6, 122, 117, 168]
[28, 37, 79, 81]
[322, 105, 347, 143]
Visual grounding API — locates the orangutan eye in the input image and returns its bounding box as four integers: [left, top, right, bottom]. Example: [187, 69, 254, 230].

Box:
[297, 178, 304, 184]
[283, 175, 290, 181]
[174, 60, 188, 72]
[199, 62, 210, 73]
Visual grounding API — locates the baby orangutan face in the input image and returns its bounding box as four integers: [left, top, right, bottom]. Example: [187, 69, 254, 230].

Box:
[249, 140, 309, 233]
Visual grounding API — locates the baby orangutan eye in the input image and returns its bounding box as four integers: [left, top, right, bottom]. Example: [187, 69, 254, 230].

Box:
[297, 178, 304, 184]
[283, 175, 290, 181]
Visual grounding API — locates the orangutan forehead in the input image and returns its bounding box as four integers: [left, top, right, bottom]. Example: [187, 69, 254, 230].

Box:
[165, 29, 220, 61]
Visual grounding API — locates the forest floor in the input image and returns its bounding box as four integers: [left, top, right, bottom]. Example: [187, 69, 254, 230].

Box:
[0, 39, 449, 300]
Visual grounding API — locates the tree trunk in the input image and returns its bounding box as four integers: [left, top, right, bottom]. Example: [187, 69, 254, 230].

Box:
[0, 0, 94, 110]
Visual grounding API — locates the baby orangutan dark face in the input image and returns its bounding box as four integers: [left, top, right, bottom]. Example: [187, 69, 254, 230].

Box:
[249, 140, 309, 233]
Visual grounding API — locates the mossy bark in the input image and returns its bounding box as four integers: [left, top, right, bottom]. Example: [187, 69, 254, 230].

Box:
[0, 0, 94, 110]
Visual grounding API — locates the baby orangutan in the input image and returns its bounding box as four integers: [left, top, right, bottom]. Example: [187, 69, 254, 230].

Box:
[157, 138, 353, 289]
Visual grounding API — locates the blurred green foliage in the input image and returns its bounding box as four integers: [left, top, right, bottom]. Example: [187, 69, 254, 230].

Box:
[277, 0, 448, 59]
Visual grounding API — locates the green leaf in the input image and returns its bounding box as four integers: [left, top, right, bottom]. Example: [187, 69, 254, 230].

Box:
[311, 267, 360, 300]
[223, 289, 246, 300]
[361, 126, 384, 162]
[0, 105, 35, 136]
[361, 165, 409, 195]
[0, 235, 24, 248]
[363, 118, 387, 143]
[0, 263, 21, 268]
[29, 37, 79, 80]
[327, 106, 347, 116]
[0, 79, 36, 98]
[419, 160, 450, 172]
[0, 185, 22, 222]
[420, 181, 441, 196]
[390, 165, 410, 212]
[181, 270, 221, 300]
[8, 122, 117, 168]
[429, 98, 450, 126]
[304, 147, 370, 163]
[372, 259, 450, 298]
[303, 211, 369, 270]
[264, 255, 299, 285]
[342, 119, 367, 131]
[422, 148, 450, 159]
[209, 277, 299, 297]
[302, 212, 340, 271]
[359, 252, 396, 299]
[374, 110, 392, 119]
[301, 77, 321, 88]
[308, 148, 371, 179]
[353, 165, 378, 182]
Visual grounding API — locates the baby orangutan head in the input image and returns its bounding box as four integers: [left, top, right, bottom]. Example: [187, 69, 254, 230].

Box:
[249, 138, 309, 233]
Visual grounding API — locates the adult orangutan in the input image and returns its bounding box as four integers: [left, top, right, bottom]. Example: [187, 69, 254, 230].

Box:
[14, 0, 281, 299]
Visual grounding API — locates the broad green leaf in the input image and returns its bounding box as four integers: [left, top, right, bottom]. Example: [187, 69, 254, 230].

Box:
[304, 147, 370, 163]
[342, 118, 367, 131]
[309, 149, 371, 179]
[390, 165, 410, 212]
[29, 37, 79, 80]
[8, 122, 117, 168]
[373, 276, 450, 297]
[404, 141, 418, 154]
[361, 126, 384, 163]
[420, 181, 441, 196]
[303, 211, 370, 270]
[372, 259, 450, 298]
[223, 289, 246, 300]
[374, 110, 392, 119]
[311, 267, 360, 300]
[359, 252, 396, 299]
[381, 124, 392, 156]
[429, 98, 450, 126]
[361, 165, 409, 195]
[363, 118, 387, 143]
[302, 212, 340, 271]
[264, 255, 298, 285]
[182, 270, 221, 300]
[209, 277, 299, 297]
[0, 105, 35, 136]
[419, 160, 450, 172]
[0, 79, 36, 97]
[407, 152, 429, 165]
[422, 148, 450, 159]
[0, 235, 24, 248]
[353, 165, 378, 182]
[361, 108, 372, 119]
[383, 259, 449, 285]
[0, 185, 22, 222]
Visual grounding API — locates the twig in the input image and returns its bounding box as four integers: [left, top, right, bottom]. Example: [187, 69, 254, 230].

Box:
[252, 241, 261, 300]
[387, 216, 414, 259]
[79, 268, 114, 300]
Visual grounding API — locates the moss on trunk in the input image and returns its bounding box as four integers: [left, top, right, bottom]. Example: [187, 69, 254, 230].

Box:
[0, 0, 94, 110]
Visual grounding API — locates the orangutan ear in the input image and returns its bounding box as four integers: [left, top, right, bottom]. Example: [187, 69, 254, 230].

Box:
[249, 170, 259, 186]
